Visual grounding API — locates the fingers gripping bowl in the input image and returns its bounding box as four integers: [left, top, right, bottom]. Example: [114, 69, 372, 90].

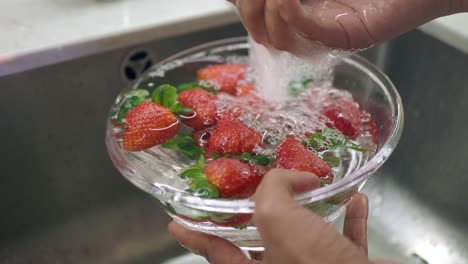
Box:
[105, 37, 403, 251]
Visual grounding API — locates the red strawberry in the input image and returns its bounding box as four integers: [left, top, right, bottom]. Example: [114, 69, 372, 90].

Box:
[197, 64, 247, 95]
[205, 114, 263, 156]
[193, 128, 213, 148]
[205, 158, 267, 198]
[123, 102, 179, 151]
[236, 82, 255, 96]
[274, 137, 334, 183]
[178, 89, 217, 130]
[364, 113, 378, 145]
[217, 93, 269, 119]
[322, 100, 362, 139]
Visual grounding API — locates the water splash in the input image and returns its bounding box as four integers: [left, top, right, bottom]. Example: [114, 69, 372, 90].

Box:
[249, 35, 347, 101]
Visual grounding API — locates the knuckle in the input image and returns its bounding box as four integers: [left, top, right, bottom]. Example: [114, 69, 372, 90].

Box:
[253, 198, 278, 222]
[270, 37, 289, 51]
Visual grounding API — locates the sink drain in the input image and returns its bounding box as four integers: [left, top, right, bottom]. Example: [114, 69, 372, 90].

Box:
[121, 48, 155, 82]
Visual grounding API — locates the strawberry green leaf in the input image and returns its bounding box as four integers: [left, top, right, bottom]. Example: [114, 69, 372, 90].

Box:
[178, 140, 204, 161]
[308, 128, 368, 153]
[181, 147, 204, 161]
[308, 131, 325, 149]
[178, 82, 218, 94]
[240, 153, 273, 166]
[347, 143, 368, 152]
[180, 167, 204, 180]
[233, 224, 249, 230]
[169, 101, 181, 112]
[178, 107, 195, 115]
[211, 153, 222, 159]
[162, 133, 204, 160]
[161, 137, 179, 150]
[180, 156, 205, 180]
[152, 84, 179, 110]
[213, 153, 273, 166]
[289, 78, 314, 97]
[128, 89, 150, 98]
[319, 179, 328, 187]
[152, 84, 196, 115]
[307, 128, 367, 167]
[179, 153, 218, 198]
[179, 154, 218, 198]
[177, 82, 201, 92]
[192, 186, 219, 198]
[189, 180, 219, 198]
[302, 78, 314, 86]
[195, 155, 205, 169]
[162, 138, 179, 150]
[117, 89, 150, 122]
[322, 153, 341, 167]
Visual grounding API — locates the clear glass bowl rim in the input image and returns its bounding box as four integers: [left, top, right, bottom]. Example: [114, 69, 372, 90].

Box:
[120, 36, 404, 213]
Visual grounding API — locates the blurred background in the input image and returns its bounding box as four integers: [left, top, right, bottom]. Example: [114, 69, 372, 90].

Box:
[1, 1, 468, 263]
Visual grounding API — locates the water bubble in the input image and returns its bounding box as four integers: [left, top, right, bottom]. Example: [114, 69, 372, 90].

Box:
[111, 51, 377, 197]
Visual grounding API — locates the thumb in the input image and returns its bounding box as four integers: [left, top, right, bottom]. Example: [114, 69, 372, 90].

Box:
[253, 168, 320, 211]
[252, 169, 322, 245]
[252, 169, 371, 264]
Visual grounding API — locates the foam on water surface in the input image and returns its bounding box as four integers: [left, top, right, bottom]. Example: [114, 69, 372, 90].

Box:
[249, 35, 348, 101]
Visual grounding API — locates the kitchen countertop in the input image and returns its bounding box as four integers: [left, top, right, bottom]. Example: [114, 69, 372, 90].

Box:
[0, 1, 466, 77]
[419, 13, 468, 55]
[0, 0, 238, 77]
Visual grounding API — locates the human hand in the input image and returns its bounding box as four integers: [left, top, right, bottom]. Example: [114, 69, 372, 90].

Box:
[169, 169, 396, 264]
[228, 0, 468, 51]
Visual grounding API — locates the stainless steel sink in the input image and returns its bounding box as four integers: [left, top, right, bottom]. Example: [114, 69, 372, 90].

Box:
[1, 23, 467, 264]
[360, 31, 468, 264]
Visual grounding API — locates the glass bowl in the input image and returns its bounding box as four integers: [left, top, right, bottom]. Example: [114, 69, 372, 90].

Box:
[105, 37, 404, 251]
